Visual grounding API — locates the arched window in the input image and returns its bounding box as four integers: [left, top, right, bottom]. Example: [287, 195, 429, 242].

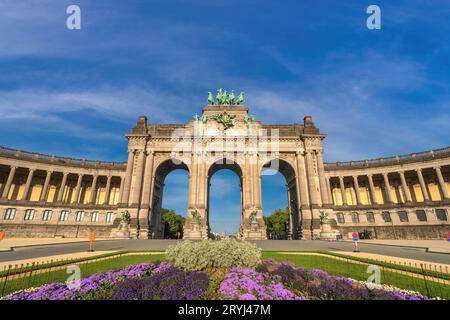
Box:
[3, 208, 16, 220]
[366, 212, 375, 223]
[75, 211, 85, 222]
[24, 209, 35, 221]
[42, 210, 52, 221]
[381, 211, 392, 223]
[336, 212, 345, 224]
[398, 211, 409, 222]
[91, 211, 99, 222]
[415, 210, 427, 222]
[59, 210, 69, 221]
[435, 209, 447, 221]
[106, 212, 114, 222]
[351, 212, 359, 223]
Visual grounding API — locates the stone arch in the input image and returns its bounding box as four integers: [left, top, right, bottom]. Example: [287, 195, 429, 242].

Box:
[149, 157, 189, 238]
[206, 158, 244, 236]
[261, 158, 300, 239]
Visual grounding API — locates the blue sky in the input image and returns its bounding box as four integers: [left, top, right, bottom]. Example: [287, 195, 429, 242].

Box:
[0, 1, 449, 233]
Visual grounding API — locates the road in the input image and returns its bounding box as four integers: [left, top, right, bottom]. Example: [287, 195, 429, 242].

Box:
[0, 240, 449, 264]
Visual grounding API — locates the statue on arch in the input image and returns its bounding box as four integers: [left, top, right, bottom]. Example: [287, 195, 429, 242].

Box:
[215, 88, 223, 104]
[236, 92, 244, 105]
[207, 92, 214, 105]
[222, 90, 228, 104]
[228, 90, 235, 105]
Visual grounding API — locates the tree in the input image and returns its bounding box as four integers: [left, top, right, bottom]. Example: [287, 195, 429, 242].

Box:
[264, 208, 289, 239]
[161, 208, 185, 239]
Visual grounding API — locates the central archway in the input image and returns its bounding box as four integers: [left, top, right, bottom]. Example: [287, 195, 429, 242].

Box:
[206, 159, 243, 237]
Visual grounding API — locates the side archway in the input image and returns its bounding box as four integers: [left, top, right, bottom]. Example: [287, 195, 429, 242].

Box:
[261, 158, 300, 239]
[149, 157, 189, 239]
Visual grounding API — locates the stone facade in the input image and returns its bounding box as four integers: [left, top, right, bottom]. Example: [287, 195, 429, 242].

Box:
[0, 104, 448, 240]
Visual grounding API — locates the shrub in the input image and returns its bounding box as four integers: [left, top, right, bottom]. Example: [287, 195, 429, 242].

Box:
[165, 238, 262, 272]
[111, 266, 208, 300]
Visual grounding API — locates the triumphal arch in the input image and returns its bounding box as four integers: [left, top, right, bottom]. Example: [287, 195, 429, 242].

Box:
[121, 91, 331, 240]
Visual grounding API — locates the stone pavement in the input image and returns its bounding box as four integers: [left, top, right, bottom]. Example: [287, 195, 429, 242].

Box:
[0, 237, 111, 252]
[330, 251, 449, 270]
[341, 240, 450, 254]
[0, 251, 113, 269]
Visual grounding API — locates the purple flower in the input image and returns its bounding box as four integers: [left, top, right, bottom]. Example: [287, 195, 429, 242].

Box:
[219, 268, 305, 300]
[3, 262, 157, 300]
[262, 259, 431, 300]
[111, 266, 208, 300]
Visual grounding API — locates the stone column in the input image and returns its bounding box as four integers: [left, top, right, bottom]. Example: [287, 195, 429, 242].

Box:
[316, 151, 330, 205]
[121, 150, 135, 205]
[382, 173, 393, 204]
[140, 151, 155, 207]
[39, 171, 52, 202]
[131, 150, 146, 205]
[339, 176, 347, 206]
[352, 175, 362, 205]
[118, 175, 125, 203]
[252, 154, 261, 208]
[243, 153, 252, 208]
[416, 169, 431, 202]
[73, 174, 83, 204]
[326, 177, 333, 206]
[435, 166, 450, 200]
[1, 166, 17, 199]
[57, 172, 69, 202]
[89, 175, 98, 204]
[296, 152, 311, 239]
[305, 151, 319, 207]
[21, 168, 35, 201]
[103, 175, 112, 205]
[399, 171, 412, 203]
[367, 174, 378, 205]
[197, 152, 207, 209]
[188, 153, 198, 209]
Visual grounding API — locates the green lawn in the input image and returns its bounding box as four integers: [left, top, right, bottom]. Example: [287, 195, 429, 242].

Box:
[0, 254, 165, 297]
[263, 252, 450, 299]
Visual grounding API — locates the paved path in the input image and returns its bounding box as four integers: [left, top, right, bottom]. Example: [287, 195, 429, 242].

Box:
[0, 240, 448, 264]
[340, 239, 450, 254]
[0, 238, 111, 251]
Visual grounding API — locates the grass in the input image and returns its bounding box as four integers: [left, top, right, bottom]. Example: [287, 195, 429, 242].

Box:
[320, 251, 450, 281]
[0, 253, 165, 297]
[262, 252, 450, 299]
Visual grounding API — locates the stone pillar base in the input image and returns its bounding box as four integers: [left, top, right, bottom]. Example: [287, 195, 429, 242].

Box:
[110, 221, 132, 239]
[240, 209, 267, 240]
[319, 223, 340, 240]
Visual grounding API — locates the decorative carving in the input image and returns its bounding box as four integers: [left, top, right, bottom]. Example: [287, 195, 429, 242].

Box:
[213, 110, 236, 130]
[249, 211, 258, 223]
[192, 210, 200, 224]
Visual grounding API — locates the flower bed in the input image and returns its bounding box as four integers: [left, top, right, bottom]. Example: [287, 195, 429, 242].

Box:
[2, 259, 432, 300]
[257, 259, 431, 300]
[219, 268, 305, 300]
